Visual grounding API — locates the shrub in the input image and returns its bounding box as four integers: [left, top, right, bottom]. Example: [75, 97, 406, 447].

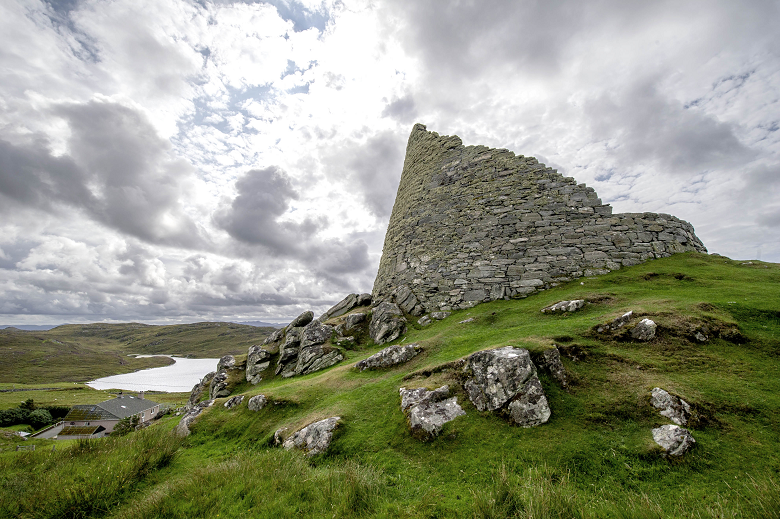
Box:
[27, 409, 53, 430]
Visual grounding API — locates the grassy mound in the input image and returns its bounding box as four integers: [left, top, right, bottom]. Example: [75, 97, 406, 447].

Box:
[2, 253, 779, 518]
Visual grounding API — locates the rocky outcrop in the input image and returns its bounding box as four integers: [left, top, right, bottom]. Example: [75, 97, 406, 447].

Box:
[399, 386, 465, 440]
[293, 344, 344, 376]
[632, 318, 657, 341]
[541, 300, 585, 313]
[536, 347, 568, 388]
[321, 293, 371, 321]
[187, 371, 215, 410]
[369, 302, 407, 344]
[355, 343, 422, 371]
[652, 424, 696, 456]
[247, 394, 267, 411]
[289, 310, 314, 328]
[209, 371, 230, 399]
[224, 395, 244, 409]
[462, 346, 551, 427]
[300, 320, 334, 348]
[246, 346, 272, 384]
[344, 312, 367, 331]
[174, 399, 213, 437]
[217, 355, 236, 371]
[282, 417, 341, 456]
[270, 319, 344, 378]
[651, 388, 691, 426]
[392, 285, 425, 316]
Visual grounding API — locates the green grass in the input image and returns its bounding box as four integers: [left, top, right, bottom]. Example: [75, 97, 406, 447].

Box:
[0, 322, 273, 384]
[1, 253, 779, 517]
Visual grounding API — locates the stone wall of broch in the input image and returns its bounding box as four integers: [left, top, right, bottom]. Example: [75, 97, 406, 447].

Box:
[372, 124, 707, 312]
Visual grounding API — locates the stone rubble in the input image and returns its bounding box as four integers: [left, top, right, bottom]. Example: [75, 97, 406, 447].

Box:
[399, 385, 466, 440]
[282, 417, 341, 456]
[355, 343, 422, 371]
[650, 388, 691, 425]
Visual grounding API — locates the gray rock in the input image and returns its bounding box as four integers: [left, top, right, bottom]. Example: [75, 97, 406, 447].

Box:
[537, 347, 568, 388]
[300, 320, 334, 348]
[289, 310, 314, 329]
[417, 315, 432, 326]
[209, 371, 230, 399]
[273, 427, 288, 446]
[431, 311, 451, 320]
[187, 371, 215, 409]
[335, 336, 356, 348]
[345, 312, 367, 330]
[597, 310, 633, 332]
[321, 294, 359, 321]
[357, 293, 372, 306]
[652, 424, 696, 456]
[263, 328, 285, 345]
[393, 285, 424, 316]
[247, 394, 267, 411]
[650, 387, 691, 425]
[283, 327, 303, 349]
[224, 395, 244, 409]
[541, 299, 585, 313]
[355, 343, 422, 371]
[293, 345, 344, 376]
[283, 417, 341, 456]
[632, 318, 657, 340]
[174, 399, 213, 437]
[246, 346, 272, 384]
[459, 317, 475, 324]
[462, 346, 551, 427]
[217, 355, 236, 372]
[369, 302, 407, 344]
[399, 386, 465, 440]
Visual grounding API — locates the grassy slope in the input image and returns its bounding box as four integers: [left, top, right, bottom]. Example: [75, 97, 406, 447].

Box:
[2, 253, 779, 518]
[0, 322, 274, 384]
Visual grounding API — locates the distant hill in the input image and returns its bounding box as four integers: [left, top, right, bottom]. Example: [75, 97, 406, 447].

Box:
[0, 325, 60, 331]
[232, 320, 284, 328]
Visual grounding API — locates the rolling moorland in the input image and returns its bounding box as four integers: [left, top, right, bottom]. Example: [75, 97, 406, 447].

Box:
[1, 252, 779, 518]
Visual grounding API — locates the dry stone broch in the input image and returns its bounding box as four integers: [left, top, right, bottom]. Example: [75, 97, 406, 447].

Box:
[373, 124, 706, 312]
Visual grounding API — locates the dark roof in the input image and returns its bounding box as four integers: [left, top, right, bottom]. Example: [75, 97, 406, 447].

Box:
[60, 425, 101, 436]
[96, 395, 159, 420]
[63, 395, 159, 422]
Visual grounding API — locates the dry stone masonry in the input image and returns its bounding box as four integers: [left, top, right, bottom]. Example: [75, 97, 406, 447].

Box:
[373, 124, 707, 312]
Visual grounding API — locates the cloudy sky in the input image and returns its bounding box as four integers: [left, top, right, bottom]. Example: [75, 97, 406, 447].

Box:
[1, 0, 778, 326]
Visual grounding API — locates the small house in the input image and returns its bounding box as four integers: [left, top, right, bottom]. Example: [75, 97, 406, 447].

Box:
[56, 393, 160, 439]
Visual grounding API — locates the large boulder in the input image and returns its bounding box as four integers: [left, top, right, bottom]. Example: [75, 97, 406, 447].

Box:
[247, 394, 267, 411]
[263, 328, 285, 345]
[355, 343, 422, 371]
[293, 344, 344, 376]
[399, 385, 465, 440]
[345, 312, 367, 331]
[462, 346, 551, 427]
[321, 294, 360, 321]
[369, 302, 407, 345]
[224, 395, 244, 409]
[652, 424, 696, 456]
[246, 346, 272, 384]
[209, 371, 230, 399]
[300, 320, 334, 348]
[632, 318, 657, 341]
[650, 387, 691, 425]
[174, 399, 213, 437]
[282, 417, 341, 456]
[289, 310, 314, 329]
[217, 355, 236, 371]
[187, 371, 215, 409]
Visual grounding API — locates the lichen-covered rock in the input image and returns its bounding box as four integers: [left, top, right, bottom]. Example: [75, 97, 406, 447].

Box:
[536, 347, 568, 388]
[246, 345, 272, 384]
[369, 302, 407, 344]
[289, 310, 314, 329]
[300, 320, 334, 349]
[652, 424, 696, 456]
[217, 355, 236, 371]
[209, 371, 230, 399]
[632, 318, 657, 340]
[417, 315, 432, 326]
[355, 343, 422, 371]
[247, 394, 267, 411]
[431, 311, 451, 320]
[282, 417, 341, 456]
[345, 312, 367, 330]
[224, 395, 244, 409]
[335, 336, 356, 348]
[399, 386, 465, 440]
[357, 293, 372, 306]
[597, 311, 633, 332]
[293, 344, 344, 376]
[263, 328, 285, 345]
[174, 399, 213, 437]
[321, 294, 360, 321]
[187, 371, 215, 409]
[541, 300, 585, 313]
[651, 388, 691, 425]
[393, 285, 424, 316]
[462, 346, 551, 427]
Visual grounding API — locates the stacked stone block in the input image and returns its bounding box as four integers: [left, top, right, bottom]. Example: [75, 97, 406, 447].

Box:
[372, 124, 707, 311]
